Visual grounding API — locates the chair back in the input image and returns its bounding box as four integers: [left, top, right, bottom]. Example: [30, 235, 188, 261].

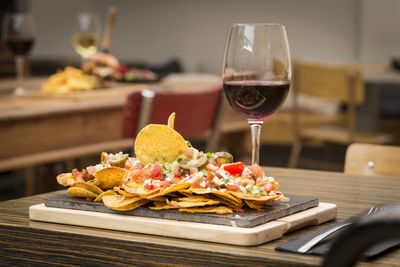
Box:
[293, 59, 364, 104]
[121, 83, 224, 151]
[345, 143, 400, 177]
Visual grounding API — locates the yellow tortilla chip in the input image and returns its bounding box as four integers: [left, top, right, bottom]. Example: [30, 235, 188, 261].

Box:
[179, 206, 233, 215]
[102, 195, 150, 211]
[73, 181, 104, 195]
[244, 200, 265, 210]
[149, 201, 179, 210]
[67, 187, 98, 198]
[176, 199, 220, 208]
[168, 112, 175, 129]
[146, 182, 191, 199]
[94, 167, 127, 189]
[229, 191, 279, 202]
[134, 124, 187, 165]
[122, 181, 161, 197]
[94, 190, 117, 202]
[113, 186, 137, 197]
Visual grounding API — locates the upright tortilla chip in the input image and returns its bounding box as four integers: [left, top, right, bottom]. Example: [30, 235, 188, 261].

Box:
[168, 112, 175, 129]
[134, 124, 187, 165]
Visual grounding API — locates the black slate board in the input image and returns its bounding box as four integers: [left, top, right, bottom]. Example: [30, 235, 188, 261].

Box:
[44, 194, 318, 228]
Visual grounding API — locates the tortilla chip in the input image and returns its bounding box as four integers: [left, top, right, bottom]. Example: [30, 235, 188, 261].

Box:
[211, 191, 243, 206]
[73, 181, 104, 195]
[56, 172, 74, 187]
[168, 112, 175, 129]
[175, 196, 214, 203]
[146, 196, 167, 202]
[146, 183, 191, 199]
[244, 200, 265, 210]
[94, 190, 117, 202]
[176, 199, 220, 208]
[134, 124, 187, 165]
[113, 186, 137, 197]
[102, 195, 150, 211]
[94, 167, 127, 189]
[179, 206, 233, 215]
[122, 181, 161, 197]
[149, 201, 179, 210]
[67, 187, 98, 198]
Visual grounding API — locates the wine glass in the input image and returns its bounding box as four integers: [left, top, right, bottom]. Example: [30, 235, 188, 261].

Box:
[222, 23, 291, 165]
[71, 13, 101, 63]
[2, 13, 35, 91]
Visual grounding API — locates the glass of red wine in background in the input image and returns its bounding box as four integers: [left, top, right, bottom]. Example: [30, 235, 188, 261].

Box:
[2, 13, 35, 91]
[222, 23, 291, 164]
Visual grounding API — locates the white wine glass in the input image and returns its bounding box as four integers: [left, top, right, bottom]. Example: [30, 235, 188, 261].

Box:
[222, 23, 291, 165]
[2, 13, 35, 91]
[71, 13, 101, 63]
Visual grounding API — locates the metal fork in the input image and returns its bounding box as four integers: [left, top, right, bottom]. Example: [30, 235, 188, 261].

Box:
[297, 206, 382, 253]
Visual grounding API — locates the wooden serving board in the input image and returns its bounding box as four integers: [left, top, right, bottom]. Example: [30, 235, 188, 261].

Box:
[29, 202, 336, 246]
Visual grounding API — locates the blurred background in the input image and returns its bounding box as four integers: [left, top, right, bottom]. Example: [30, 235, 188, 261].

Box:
[0, 0, 399, 200]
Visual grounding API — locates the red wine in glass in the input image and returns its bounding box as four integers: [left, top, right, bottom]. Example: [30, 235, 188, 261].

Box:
[222, 23, 291, 164]
[5, 37, 34, 56]
[223, 80, 289, 121]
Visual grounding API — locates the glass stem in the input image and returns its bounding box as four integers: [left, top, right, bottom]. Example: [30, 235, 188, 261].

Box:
[15, 55, 25, 83]
[249, 122, 263, 165]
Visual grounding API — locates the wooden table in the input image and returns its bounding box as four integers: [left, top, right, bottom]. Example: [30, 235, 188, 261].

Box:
[0, 167, 399, 266]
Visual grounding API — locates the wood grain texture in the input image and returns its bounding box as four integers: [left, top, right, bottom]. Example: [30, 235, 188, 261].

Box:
[28, 203, 336, 246]
[345, 143, 400, 177]
[0, 167, 399, 266]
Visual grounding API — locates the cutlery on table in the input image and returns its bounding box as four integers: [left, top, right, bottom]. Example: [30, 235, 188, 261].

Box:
[297, 206, 382, 253]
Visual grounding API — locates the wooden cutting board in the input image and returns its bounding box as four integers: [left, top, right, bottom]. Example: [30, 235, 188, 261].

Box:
[29, 201, 336, 246]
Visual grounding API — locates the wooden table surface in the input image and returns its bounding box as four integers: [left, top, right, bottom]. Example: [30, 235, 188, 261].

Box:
[0, 166, 399, 266]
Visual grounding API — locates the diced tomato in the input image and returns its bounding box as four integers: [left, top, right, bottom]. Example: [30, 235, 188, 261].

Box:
[101, 152, 107, 163]
[207, 172, 215, 181]
[248, 164, 264, 178]
[144, 183, 154, 190]
[189, 168, 198, 175]
[130, 168, 151, 183]
[264, 183, 275, 193]
[227, 184, 239, 191]
[151, 164, 162, 179]
[223, 162, 245, 175]
[276, 191, 282, 196]
[191, 177, 203, 188]
[174, 171, 182, 178]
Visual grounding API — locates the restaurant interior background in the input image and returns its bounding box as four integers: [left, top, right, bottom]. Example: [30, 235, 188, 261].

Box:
[1, 0, 400, 201]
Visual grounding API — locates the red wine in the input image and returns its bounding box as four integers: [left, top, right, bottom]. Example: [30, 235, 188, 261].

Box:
[223, 80, 289, 120]
[5, 37, 34, 56]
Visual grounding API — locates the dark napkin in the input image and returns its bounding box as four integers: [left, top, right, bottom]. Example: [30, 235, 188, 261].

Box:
[275, 217, 400, 260]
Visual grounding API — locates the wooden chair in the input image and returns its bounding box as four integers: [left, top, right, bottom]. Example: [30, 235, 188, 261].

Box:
[121, 83, 224, 153]
[288, 59, 393, 168]
[344, 143, 400, 177]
